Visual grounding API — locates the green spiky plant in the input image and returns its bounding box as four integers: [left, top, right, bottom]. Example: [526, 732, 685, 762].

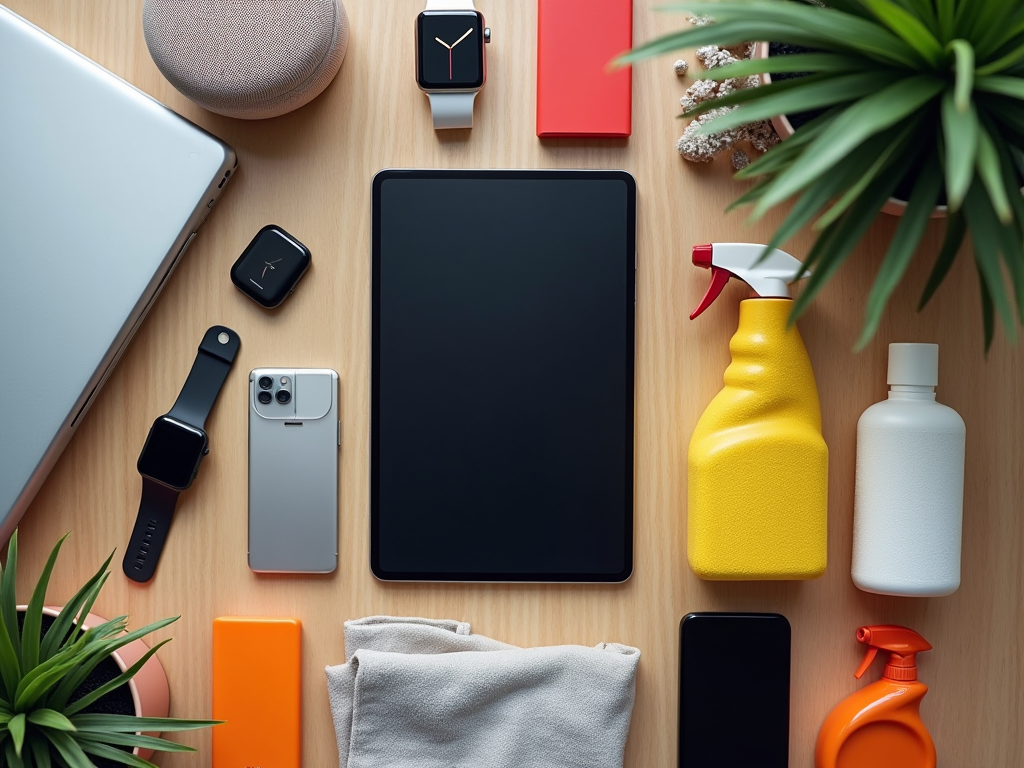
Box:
[620, 0, 1024, 349]
[0, 531, 217, 767]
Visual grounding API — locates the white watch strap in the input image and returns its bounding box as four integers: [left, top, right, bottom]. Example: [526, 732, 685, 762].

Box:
[427, 92, 477, 129]
[425, 0, 476, 9]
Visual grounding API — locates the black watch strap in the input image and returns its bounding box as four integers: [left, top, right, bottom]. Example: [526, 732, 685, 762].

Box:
[123, 325, 240, 583]
[167, 326, 241, 428]
[123, 479, 178, 583]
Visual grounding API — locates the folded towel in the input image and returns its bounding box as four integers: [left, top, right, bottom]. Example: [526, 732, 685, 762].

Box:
[325, 616, 640, 768]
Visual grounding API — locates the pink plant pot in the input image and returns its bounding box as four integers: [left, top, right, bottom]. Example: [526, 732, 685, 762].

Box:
[753, 41, 946, 219]
[28, 606, 171, 762]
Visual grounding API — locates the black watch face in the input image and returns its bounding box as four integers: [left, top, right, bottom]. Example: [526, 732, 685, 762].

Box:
[416, 11, 485, 90]
[137, 416, 208, 491]
[230, 225, 311, 309]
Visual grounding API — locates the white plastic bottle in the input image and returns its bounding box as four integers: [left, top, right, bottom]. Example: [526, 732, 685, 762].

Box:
[852, 343, 966, 596]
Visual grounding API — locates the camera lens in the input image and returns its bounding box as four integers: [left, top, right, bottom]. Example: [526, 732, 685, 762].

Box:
[258, 376, 273, 390]
[276, 389, 291, 404]
[257, 391, 273, 404]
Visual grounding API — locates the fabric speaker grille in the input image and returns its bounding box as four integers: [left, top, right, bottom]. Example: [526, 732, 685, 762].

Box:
[143, 0, 349, 119]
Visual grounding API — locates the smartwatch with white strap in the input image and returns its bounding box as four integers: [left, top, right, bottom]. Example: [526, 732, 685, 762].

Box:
[415, 0, 490, 130]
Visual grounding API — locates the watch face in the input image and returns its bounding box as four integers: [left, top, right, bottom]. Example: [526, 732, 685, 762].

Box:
[230, 225, 311, 309]
[137, 416, 208, 490]
[416, 11, 485, 90]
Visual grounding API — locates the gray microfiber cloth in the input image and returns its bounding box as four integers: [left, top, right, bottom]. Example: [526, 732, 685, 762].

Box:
[325, 616, 640, 768]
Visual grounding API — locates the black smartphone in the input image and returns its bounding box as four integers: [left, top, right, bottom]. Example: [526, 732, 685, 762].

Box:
[679, 613, 791, 768]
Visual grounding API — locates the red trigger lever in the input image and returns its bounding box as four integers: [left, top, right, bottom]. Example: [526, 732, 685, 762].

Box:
[690, 266, 731, 320]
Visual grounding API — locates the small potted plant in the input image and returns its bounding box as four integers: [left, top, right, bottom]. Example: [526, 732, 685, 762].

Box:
[0, 531, 216, 767]
[621, 0, 1024, 349]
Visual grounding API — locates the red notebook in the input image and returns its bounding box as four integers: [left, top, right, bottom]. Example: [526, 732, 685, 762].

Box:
[537, 0, 633, 138]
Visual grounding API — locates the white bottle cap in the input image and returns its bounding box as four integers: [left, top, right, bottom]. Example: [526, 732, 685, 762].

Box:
[887, 343, 938, 387]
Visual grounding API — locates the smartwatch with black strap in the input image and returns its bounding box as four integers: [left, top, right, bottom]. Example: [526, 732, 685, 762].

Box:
[124, 325, 240, 582]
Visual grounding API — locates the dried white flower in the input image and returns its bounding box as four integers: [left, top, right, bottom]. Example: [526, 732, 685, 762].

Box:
[673, 59, 689, 76]
[731, 150, 750, 170]
[746, 120, 781, 153]
[680, 79, 719, 111]
[696, 45, 738, 70]
[676, 107, 736, 162]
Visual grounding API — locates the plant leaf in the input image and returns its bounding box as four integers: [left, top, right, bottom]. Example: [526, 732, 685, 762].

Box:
[77, 740, 157, 768]
[790, 149, 916, 321]
[694, 53, 874, 81]
[976, 42, 1024, 76]
[67, 571, 111, 649]
[70, 714, 221, 733]
[919, 212, 967, 308]
[693, 73, 890, 135]
[948, 39, 975, 112]
[936, 0, 955, 41]
[76, 731, 194, 753]
[963, 182, 1017, 341]
[46, 627, 136, 712]
[977, 261, 996, 351]
[941, 91, 979, 210]
[42, 729, 99, 768]
[0, 537, 21, 703]
[856, 156, 943, 348]
[616, 20, 828, 66]
[726, 176, 774, 211]
[15, 648, 91, 711]
[4, 740, 25, 768]
[21, 533, 69, 673]
[752, 75, 945, 218]
[760, 127, 916, 250]
[976, 128, 1014, 223]
[1, 531, 21, 665]
[735, 110, 842, 179]
[28, 736, 52, 768]
[861, 0, 944, 66]
[8, 712, 24, 757]
[652, 2, 925, 67]
[684, 70, 834, 118]
[975, 75, 1024, 99]
[813, 116, 924, 230]
[27, 710, 75, 733]
[991, 140, 1024, 320]
[64, 639, 171, 716]
[39, 551, 112, 662]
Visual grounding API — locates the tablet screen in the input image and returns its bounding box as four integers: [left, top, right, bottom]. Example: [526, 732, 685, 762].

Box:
[371, 170, 635, 581]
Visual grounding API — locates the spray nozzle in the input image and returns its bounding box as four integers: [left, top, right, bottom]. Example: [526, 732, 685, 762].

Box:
[690, 243, 809, 320]
[854, 625, 932, 682]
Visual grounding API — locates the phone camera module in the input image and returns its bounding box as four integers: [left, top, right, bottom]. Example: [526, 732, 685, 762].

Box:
[276, 389, 292, 405]
[257, 391, 273, 405]
[258, 376, 273, 390]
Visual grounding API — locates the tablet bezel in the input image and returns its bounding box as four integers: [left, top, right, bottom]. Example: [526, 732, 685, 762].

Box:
[370, 168, 635, 582]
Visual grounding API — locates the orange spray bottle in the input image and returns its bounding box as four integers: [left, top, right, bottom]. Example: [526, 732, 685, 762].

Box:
[816, 625, 935, 768]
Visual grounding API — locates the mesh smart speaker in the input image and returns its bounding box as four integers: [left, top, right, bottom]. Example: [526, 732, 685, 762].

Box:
[143, 0, 349, 120]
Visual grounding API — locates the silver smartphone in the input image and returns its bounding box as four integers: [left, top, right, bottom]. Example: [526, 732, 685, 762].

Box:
[248, 368, 339, 573]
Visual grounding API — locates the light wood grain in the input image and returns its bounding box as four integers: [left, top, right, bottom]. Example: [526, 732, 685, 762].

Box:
[7, 1, 1024, 766]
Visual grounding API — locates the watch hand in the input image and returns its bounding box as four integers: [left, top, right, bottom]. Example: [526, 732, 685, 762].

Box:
[450, 28, 474, 48]
[434, 36, 451, 49]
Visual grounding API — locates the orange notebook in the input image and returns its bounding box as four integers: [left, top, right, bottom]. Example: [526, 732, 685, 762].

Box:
[212, 617, 302, 768]
[536, 0, 633, 138]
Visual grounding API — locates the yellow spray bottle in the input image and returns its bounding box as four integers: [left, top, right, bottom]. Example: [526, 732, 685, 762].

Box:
[687, 243, 827, 580]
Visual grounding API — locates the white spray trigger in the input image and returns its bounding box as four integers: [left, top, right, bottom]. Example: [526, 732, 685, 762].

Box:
[690, 243, 809, 319]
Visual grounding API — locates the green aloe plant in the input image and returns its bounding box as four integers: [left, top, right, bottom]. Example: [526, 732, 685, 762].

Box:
[621, 0, 1024, 349]
[0, 531, 216, 767]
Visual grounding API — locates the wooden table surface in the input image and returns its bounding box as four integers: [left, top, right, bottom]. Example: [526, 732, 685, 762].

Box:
[9, 1, 1024, 766]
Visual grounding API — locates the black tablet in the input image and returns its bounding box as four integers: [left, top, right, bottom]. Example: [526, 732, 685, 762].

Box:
[371, 169, 635, 582]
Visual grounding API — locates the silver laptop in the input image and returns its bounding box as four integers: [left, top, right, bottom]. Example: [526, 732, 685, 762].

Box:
[0, 6, 236, 536]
